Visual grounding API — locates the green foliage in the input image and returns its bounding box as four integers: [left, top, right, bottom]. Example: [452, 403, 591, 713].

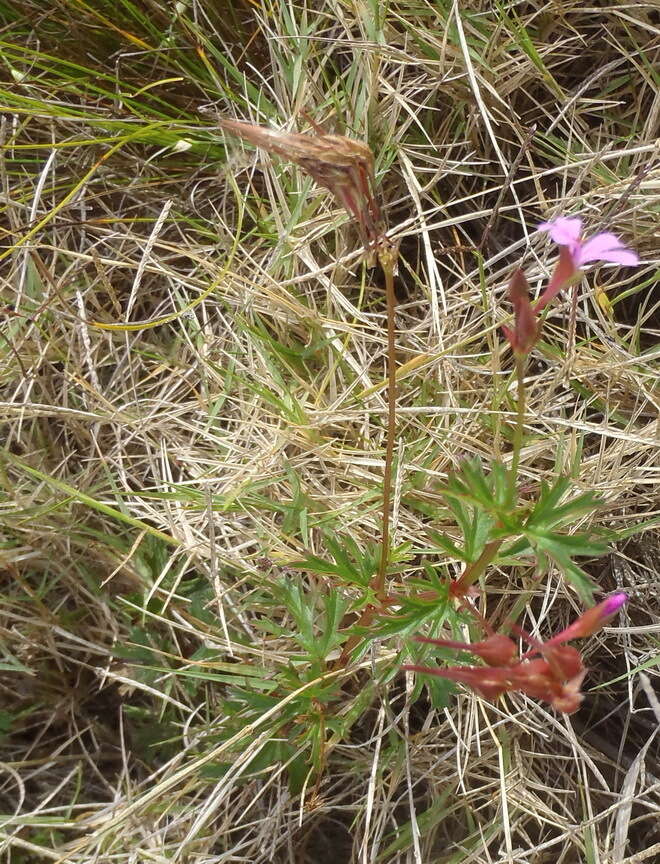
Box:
[436, 458, 518, 542]
[522, 478, 608, 603]
[419, 460, 608, 603]
[291, 534, 379, 588]
[274, 579, 347, 666]
[1, 1, 652, 858]
[369, 568, 453, 640]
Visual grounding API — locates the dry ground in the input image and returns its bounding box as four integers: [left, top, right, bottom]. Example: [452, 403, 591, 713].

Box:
[0, 1, 659, 862]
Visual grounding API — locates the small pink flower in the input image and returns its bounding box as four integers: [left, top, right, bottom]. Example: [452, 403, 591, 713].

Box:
[534, 218, 639, 313]
[406, 596, 629, 714]
[538, 217, 639, 268]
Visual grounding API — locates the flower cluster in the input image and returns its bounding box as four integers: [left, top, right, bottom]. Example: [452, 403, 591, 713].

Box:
[403, 594, 627, 714]
[502, 216, 640, 355]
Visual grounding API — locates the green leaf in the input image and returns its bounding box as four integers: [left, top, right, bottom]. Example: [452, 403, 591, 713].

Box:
[527, 534, 597, 603]
[439, 457, 518, 528]
[528, 528, 609, 559]
[527, 477, 571, 525]
[526, 478, 603, 532]
[274, 579, 346, 662]
[421, 529, 468, 562]
[316, 589, 347, 659]
[280, 582, 315, 653]
[290, 534, 378, 588]
[426, 677, 456, 709]
[367, 578, 451, 639]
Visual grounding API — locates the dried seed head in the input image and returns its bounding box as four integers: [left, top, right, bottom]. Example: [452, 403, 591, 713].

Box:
[218, 116, 384, 252]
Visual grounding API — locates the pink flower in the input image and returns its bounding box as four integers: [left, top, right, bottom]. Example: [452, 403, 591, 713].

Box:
[538, 217, 639, 268]
[535, 218, 639, 313]
[405, 595, 628, 714]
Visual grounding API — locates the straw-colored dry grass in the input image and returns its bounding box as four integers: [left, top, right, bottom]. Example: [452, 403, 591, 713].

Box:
[0, 1, 658, 862]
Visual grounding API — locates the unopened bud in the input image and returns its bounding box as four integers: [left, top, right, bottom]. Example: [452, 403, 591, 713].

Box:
[548, 593, 628, 645]
[502, 269, 538, 355]
[534, 246, 577, 312]
[415, 634, 517, 667]
[542, 644, 583, 680]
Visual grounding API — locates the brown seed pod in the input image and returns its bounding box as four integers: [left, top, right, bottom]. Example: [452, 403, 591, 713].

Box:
[218, 116, 383, 252]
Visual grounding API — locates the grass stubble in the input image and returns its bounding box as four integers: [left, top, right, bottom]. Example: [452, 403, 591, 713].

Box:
[0, 1, 659, 862]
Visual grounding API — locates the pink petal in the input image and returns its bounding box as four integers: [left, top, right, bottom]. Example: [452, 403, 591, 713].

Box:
[605, 249, 640, 266]
[600, 592, 628, 617]
[576, 232, 640, 267]
[538, 216, 583, 248]
[547, 592, 628, 644]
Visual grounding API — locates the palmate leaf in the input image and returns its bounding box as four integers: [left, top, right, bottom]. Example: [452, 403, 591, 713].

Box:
[514, 476, 608, 600]
[497, 534, 533, 561]
[438, 457, 518, 523]
[529, 530, 609, 559]
[524, 527, 607, 603]
[280, 581, 314, 650]
[290, 534, 409, 589]
[526, 477, 604, 531]
[290, 534, 376, 587]
[527, 477, 571, 523]
[543, 550, 596, 604]
[276, 580, 347, 662]
[325, 534, 378, 585]
[439, 497, 495, 562]
[359, 568, 452, 639]
[428, 458, 519, 565]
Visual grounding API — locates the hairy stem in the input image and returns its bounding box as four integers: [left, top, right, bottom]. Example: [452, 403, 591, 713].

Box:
[451, 539, 504, 597]
[336, 242, 398, 668]
[373, 257, 397, 600]
[509, 353, 526, 497]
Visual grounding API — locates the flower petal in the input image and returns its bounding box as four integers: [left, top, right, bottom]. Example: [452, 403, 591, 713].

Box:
[600, 592, 628, 617]
[538, 216, 583, 247]
[576, 232, 639, 266]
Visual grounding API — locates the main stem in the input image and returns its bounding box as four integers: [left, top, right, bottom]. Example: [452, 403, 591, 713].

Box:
[374, 260, 397, 600]
[335, 249, 397, 668]
[451, 355, 526, 600]
[509, 353, 526, 497]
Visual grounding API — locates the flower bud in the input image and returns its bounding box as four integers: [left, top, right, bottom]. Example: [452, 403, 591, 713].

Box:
[502, 269, 539, 355]
[550, 672, 586, 714]
[542, 644, 583, 680]
[547, 593, 628, 645]
[534, 246, 577, 312]
[415, 634, 517, 667]
[402, 663, 512, 702]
